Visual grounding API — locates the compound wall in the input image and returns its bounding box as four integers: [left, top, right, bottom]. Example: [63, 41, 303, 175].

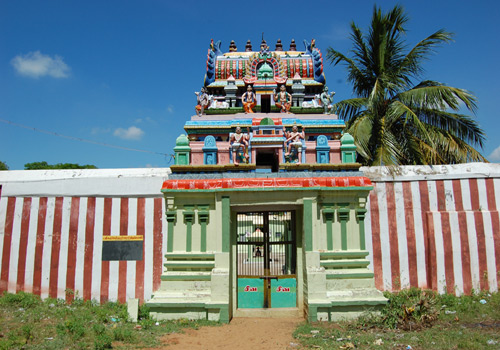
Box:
[0, 163, 498, 303]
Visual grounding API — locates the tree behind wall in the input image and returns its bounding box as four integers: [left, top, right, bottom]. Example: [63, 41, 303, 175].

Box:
[327, 4, 486, 166]
[0, 161, 8, 170]
[24, 161, 98, 170]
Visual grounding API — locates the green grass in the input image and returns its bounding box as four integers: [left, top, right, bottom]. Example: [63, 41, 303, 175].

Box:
[294, 288, 500, 349]
[0, 291, 219, 350]
[2, 289, 499, 349]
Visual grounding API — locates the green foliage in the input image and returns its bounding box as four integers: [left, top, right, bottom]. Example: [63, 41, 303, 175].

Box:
[0, 291, 220, 349]
[24, 161, 98, 170]
[294, 289, 500, 350]
[327, 4, 485, 165]
[0, 291, 42, 308]
[0, 161, 8, 170]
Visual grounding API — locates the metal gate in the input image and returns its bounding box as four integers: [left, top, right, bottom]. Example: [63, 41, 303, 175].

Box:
[236, 211, 296, 308]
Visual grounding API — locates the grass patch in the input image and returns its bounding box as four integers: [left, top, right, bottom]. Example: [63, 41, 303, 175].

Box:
[0, 291, 219, 349]
[295, 288, 500, 349]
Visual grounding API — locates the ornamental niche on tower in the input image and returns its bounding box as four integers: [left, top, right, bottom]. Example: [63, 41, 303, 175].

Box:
[147, 38, 386, 323]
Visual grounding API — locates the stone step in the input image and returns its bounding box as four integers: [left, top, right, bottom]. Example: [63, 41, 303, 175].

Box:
[324, 268, 374, 279]
[320, 259, 370, 269]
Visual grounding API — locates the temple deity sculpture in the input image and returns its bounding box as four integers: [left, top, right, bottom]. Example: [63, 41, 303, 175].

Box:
[284, 124, 305, 164]
[274, 85, 292, 113]
[241, 85, 257, 113]
[195, 87, 210, 116]
[320, 86, 336, 114]
[230, 126, 250, 165]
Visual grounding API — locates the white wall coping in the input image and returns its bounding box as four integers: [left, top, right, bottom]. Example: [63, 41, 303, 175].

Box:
[0, 168, 171, 197]
[361, 162, 500, 182]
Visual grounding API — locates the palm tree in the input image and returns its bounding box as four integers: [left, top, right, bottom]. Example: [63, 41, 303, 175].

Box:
[327, 5, 486, 166]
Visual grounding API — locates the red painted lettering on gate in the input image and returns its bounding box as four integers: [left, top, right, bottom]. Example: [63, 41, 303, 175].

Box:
[244, 285, 257, 292]
[276, 286, 290, 292]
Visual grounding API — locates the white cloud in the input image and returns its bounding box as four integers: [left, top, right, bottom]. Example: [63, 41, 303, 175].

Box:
[166, 105, 174, 114]
[113, 126, 145, 140]
[11, 51, 70, 78]
[488, 146, 500, 162]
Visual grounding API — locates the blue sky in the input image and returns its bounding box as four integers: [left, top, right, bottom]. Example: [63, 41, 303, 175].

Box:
[1, 0, 499, 170]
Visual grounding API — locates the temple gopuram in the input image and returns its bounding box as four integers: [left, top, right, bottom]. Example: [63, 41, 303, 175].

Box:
[146, 38, 387, 322]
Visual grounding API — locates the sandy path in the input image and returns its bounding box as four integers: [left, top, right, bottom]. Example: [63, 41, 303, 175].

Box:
[156, 318, 302, 349]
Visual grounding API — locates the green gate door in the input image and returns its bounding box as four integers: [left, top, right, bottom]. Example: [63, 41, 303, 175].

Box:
[236, 211, 296, 308]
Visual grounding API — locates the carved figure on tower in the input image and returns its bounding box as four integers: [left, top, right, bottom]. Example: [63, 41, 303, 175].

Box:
[284, 124, 305, 164]
[195, 87, 210, 116]
[241, 85, 257, 113]
[274, 85, 292, 113]
[320, 86, 336, 114]
[230, 126, 250, 165]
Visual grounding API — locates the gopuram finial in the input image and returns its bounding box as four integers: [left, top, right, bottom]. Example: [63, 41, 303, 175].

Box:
[245, 40, 252, 52]
[289, 39, 297, 51]
[229, 40, 237, 52]
[275, 39, 283, 51]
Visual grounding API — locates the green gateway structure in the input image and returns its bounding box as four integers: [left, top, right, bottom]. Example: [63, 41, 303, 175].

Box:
[147, 38, 387, 322]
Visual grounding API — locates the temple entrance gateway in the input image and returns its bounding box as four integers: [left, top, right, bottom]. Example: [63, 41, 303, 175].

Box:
[236, 211, 296, 309]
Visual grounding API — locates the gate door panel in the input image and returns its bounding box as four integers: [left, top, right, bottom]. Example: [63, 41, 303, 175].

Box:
[237, 278, 264, 308]
[271, 278, 297, 308]
[236, 211, 296, 308]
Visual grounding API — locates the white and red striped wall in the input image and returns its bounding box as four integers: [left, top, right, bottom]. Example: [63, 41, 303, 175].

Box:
[364, 164, 500, 295]
[0, 164, 499, 303]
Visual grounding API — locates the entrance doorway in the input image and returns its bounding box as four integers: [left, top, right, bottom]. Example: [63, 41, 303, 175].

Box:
[236, 211, 296, 308]
[260, 95, 271, 113]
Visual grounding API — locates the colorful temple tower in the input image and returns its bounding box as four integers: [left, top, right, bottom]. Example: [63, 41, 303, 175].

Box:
[147, 38, 387, 322]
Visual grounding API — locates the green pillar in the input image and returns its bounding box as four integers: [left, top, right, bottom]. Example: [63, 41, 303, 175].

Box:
[221, 196, 230, 253]
[166, 210, 176, 253]
[174, 134, 191, 165]
[198, 206, 209, 252]
[340, 133, 357, 163]
[183, 207, 195, 252]
[337, 208, 350, 250]
[322, 207, 335, 251]
[303, 199, 313, 251]
[356, 208, 367, 250]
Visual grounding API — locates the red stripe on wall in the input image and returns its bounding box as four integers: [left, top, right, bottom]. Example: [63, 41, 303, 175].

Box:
[452, 180, 472, 295]
[385, 182, 400, 289]
[66, 197, 80, 302]
[100, 198, 112, 303]
[369, 186, 383, 290]
[485, 179, 500, 277]
[418, 181, 432, 289]
[436, 181, 455, 294]
[83, 197, 96, 301]
[402, 182, 418, 287]
[16, 197, 32, 292]
[1, 197, 16, 293]
[135, 198, 145, 302]
[118, 198, 128, 304]
[469, 179, 488, 290]
[49, 197, 64, 299]
[33, 197, 47, 296]
[426, 212, 438, 290]
[153, 198, 162, 291]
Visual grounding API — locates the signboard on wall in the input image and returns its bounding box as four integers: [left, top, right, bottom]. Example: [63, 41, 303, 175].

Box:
[102, 235, 143, 261]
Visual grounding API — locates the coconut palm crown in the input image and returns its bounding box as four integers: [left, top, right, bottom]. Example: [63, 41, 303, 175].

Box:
[327, 5, 486, 166]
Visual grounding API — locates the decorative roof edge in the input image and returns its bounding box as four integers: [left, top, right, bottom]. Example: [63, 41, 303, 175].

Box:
[162, 176, 372, 191]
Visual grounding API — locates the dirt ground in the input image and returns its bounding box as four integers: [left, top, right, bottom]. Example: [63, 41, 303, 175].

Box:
[155, 318, 302, 349]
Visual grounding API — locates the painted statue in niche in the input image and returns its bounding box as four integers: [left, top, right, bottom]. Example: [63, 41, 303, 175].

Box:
[274, 85, 292, 113]
[241, 85, 257, 113]
[230, 126, 250, 165]
[195, 87, 210, 116]
[284, 124, 305, 164]
[320, 86, 336, 114]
